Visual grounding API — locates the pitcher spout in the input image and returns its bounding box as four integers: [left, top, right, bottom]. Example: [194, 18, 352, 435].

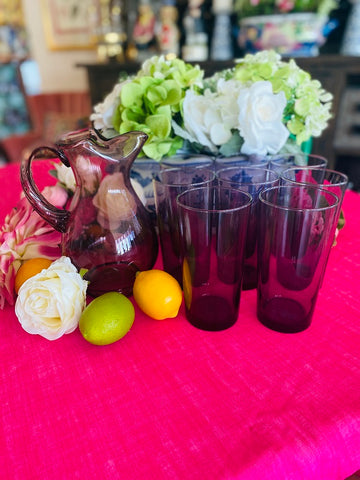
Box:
[104, 131, 148, 167]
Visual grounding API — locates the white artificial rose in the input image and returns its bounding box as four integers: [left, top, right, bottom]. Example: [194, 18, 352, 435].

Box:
[181, 81, 245, 150]
[216, 78, 241, 130]
[15, 257, 88, 341]
[237, 81, 289, 156]
[90, 81, 128, 130]
[182, 89, 219, 152]
[92, 172, 137, 230]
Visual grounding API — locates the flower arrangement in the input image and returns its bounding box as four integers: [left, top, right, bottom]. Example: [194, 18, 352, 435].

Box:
[0, 183, 67, 308]
[233, 0, 338, 17]
[0, 160, 146, 312]
[91, 51, 333, 161]
[0, 173, 88, 339]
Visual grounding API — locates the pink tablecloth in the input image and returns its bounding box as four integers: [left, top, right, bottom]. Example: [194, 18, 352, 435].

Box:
[1, 161, 360, 480]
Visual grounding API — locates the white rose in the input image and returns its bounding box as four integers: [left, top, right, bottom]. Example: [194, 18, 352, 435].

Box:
[92, 173, 137, 230]
[15, 257, 88, 341]
[181, 82, 246, 150]
[237, 81, 289, 156]
[182, 89, 219, 152]
[216, 78, 242, 130]
[90, 81, 128, 130]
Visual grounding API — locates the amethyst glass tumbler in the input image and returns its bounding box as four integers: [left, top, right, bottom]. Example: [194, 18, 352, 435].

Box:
[153, 166, 215, 286]
[217, 167, 279, 290]
[177, 186, 252, 331]
[257, 185, 339, 333]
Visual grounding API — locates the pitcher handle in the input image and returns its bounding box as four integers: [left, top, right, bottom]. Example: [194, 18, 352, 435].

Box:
[20, 147, 71, 233]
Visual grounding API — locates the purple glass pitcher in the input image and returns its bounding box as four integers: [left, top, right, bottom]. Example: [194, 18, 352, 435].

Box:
[20, 128, 158, 297]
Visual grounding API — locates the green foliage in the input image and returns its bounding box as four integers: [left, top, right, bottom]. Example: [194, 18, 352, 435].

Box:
[112, 56, 203, 161]
[234, 0, 338, 17]
[92, 51, 333, 160]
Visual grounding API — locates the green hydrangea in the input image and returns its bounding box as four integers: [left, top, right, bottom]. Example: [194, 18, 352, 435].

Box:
[112, 56, 203, 161]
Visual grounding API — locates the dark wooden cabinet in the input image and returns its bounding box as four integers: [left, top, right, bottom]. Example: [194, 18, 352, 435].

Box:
[78, 55, 360, 181]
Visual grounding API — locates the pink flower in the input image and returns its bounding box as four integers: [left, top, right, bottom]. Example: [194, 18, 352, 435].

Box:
[0, 186, 66, 309]
[290, 187, 313, 209]
[42, 185, 68, 208]
[276, 0, 295, 13]
[295, 170, 317, 186]
[311, 211, 325, 238]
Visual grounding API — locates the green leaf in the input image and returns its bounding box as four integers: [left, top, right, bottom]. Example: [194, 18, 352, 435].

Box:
[219, 131, 242, 156]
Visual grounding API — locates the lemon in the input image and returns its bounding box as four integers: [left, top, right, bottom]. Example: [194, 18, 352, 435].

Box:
[133, 269, 182, 320]
[79, 292, 135, 345]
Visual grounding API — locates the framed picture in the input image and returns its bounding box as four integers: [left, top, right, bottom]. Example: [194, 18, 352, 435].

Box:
[41, 0, 98, 50]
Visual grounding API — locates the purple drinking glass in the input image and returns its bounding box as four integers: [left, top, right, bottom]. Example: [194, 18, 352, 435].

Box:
[257, 185, 339, 333]
[280, 167, 348, 220]
[177, 186, 252, 331]
[217, 167, 279, 290]
[153, 166, 215, 285]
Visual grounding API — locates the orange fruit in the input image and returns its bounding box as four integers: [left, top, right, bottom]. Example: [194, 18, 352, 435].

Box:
[15, 258, 53, 294]
[133, 269, 182, 320]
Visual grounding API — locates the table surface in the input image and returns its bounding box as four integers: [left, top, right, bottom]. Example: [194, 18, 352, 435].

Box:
[1, 161, 360, 480]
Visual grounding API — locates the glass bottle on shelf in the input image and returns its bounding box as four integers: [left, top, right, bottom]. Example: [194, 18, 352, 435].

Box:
[182, 0, 209, 61]
[210, 0, 233, 60]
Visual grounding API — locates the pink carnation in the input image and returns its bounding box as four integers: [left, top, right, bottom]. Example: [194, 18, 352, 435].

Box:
[0, 186, 66, 309]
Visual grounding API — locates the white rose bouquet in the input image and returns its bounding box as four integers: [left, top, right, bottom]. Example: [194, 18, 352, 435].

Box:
[91, 50, 333, 161]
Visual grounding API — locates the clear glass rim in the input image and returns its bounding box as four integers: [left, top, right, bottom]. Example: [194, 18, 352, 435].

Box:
[155, 167, 216, 188]
[176, 186, 253, 214]
[280, 167, 349, 187]
[268, 153, 327, 161]
[259, 185, 340, 212]
[216, 167, 279, 186]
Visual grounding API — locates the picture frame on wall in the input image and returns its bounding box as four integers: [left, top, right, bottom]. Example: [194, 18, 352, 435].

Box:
[40, 0, 98, 50]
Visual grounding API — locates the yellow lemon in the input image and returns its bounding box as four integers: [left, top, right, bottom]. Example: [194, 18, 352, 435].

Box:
[133, 269, 182, 320]
[15, 257, 53, 294]
[79, 292, 135, 345]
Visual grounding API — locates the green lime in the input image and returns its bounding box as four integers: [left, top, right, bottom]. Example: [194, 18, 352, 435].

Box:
[79, 292, 135, 345]
[79, 268, 88, 278]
